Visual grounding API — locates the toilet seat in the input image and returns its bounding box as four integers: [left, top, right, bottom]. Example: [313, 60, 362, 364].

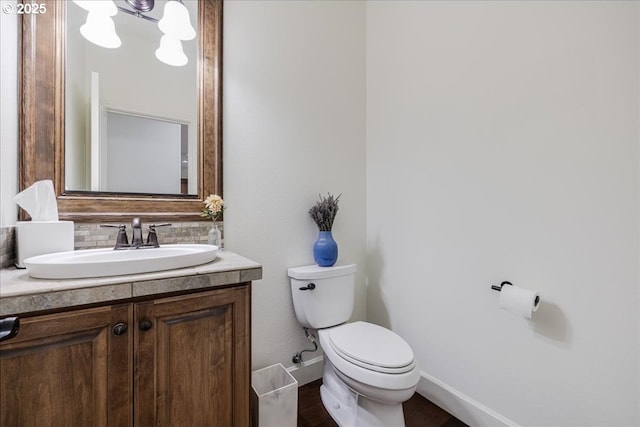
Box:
[327, 322, 416, 374]
[318, 322, 421, 391]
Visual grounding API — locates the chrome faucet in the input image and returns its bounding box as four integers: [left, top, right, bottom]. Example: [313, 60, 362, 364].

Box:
[101, 218, 171, 250]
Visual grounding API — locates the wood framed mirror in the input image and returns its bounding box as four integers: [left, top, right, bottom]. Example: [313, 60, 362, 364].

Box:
[19, 0, 222, 222]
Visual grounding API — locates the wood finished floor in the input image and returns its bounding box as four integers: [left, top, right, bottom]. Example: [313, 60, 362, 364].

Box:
[297, 379, 468, 427]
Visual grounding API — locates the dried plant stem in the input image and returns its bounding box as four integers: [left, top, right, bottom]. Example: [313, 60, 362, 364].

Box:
[309, 193, 341, 231]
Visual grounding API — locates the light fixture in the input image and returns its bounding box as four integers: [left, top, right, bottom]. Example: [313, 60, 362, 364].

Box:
[154, 0, 195, 66]
[155, 35, 188, 67]
[125, 0, 155, 12]
[80, 12, 122, 49]
[73, 0, 121, 49]
[72, 0, 195, 66]
[158, 1, 196, 41]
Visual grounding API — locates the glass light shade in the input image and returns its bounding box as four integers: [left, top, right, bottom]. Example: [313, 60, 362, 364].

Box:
[72, 0, 117, 16]
[155, 35, 188, 67]
[80, 12, 121, 49]
[157, 1, 196, 41]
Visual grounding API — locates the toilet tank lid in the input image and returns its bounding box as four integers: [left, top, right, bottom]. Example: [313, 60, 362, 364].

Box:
[288, 264, 357, 280]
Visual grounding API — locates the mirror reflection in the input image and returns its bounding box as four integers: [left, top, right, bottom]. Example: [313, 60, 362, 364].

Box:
[65, 0, 198, 195]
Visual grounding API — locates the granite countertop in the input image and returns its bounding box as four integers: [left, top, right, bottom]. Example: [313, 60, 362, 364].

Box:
[0, 251, 262, 316]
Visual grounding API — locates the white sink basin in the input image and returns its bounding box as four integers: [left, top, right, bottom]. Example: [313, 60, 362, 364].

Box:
[23, 244, 219, 279]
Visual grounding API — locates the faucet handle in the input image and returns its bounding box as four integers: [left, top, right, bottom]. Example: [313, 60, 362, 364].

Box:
[100, 224, 129, 248]
[146, 223, 172, 248]
[115, 225, 129, 247]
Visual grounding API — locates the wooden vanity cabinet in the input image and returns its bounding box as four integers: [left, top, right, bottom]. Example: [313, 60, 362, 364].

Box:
[0, 284, 250, 427]
[134, 285, 250, 427]
[0, 304, 133, 427]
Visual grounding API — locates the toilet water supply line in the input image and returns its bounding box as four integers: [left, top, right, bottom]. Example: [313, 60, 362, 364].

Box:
[292, 327, 318, 365]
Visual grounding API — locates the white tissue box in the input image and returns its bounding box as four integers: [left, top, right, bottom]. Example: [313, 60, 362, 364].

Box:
[15, 221, 75, 268]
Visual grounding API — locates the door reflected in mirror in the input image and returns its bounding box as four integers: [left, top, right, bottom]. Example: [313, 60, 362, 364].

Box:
[65, 0, 198, 196]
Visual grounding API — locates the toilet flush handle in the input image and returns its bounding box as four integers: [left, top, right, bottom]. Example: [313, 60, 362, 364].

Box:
[299, 283, 316, 291]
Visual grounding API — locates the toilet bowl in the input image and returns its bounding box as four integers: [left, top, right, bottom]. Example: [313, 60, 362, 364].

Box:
[288, 264, 420, 427]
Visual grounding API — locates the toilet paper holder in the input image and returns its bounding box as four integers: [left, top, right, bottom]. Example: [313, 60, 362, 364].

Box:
[491, 281, 540, 305]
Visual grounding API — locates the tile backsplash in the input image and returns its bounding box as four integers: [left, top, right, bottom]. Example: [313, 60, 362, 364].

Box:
[1, 222, 223, 269]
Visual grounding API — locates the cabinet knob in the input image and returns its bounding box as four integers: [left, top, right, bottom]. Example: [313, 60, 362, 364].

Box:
[112, 322, 128, 336]
[139, 320, 153, 331]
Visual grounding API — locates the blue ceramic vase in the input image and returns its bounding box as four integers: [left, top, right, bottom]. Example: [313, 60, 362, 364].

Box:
[313, 231, 338, 267]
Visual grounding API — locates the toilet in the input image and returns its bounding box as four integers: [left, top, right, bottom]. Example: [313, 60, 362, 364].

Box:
[288, 264, 420, 427]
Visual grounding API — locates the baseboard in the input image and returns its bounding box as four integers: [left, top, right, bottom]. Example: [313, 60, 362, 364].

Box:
[287, 355, 324, 387]
[286, 358, 517, 425]
[417, 371, 520, 427]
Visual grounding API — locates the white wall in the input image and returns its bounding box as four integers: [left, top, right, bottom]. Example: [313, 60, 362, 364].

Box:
[0, 1, 18, 227]
[222, 1, 367, 371]
[367, 1, 639, 426]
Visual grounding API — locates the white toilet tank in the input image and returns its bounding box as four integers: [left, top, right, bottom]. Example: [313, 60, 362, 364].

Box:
[288, 264, 357, 329]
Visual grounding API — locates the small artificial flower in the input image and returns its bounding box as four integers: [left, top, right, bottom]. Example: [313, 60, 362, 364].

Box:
[201, 194, 225, 221]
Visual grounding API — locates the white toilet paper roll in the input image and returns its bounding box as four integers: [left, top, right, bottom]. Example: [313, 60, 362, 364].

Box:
[499, 284, 540, 319]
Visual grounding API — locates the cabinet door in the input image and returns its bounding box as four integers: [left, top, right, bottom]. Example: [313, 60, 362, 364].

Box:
[135, 285, 250, 427]
[0, 304, 133, 427]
